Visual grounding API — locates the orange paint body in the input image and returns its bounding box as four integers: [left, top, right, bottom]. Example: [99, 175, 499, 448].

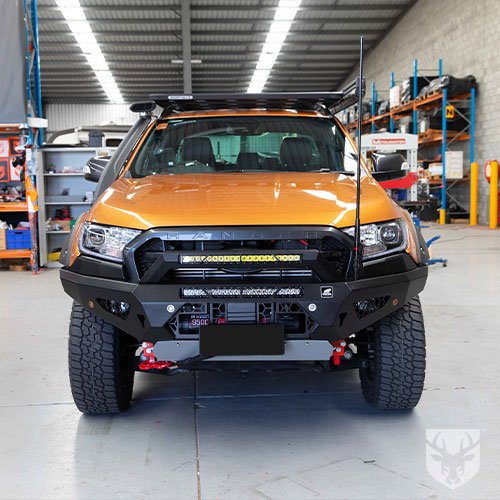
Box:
[86, 172, 400, 229]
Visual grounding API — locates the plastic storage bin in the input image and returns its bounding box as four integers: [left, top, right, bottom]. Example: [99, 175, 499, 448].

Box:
[6, 229, 32, 250]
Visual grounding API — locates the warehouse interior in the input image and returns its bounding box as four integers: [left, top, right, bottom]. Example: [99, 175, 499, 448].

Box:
[0, 1, 499, 499]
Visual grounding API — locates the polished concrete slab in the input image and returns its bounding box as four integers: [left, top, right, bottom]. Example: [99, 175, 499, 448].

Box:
[0, 224, 499, 499]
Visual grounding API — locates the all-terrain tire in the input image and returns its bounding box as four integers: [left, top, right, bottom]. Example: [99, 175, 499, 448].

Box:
[68, 302, 135, 414]
[359, 296, 426, 410]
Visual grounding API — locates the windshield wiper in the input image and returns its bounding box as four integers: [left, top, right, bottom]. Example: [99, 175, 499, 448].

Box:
[310, 168, 355, 175]
[220, 169, 275, 173]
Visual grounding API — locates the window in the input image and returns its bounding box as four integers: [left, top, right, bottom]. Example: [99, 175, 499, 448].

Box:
[128, 116, 356, 178]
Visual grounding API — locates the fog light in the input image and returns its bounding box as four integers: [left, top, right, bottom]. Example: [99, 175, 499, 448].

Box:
[95, 298, 130, 319]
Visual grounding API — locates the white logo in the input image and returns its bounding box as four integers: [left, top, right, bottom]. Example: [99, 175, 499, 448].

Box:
[426, 429, 480, 489]
[320, 286, 333, 298]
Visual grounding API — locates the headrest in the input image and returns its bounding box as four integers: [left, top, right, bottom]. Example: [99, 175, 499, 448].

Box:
[279, 137, 313, 170]
[181, 137, 214, 166]
[237, 152, 260, 170]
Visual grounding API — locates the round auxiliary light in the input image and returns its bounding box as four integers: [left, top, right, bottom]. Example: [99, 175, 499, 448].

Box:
[379, 223, 401, 244]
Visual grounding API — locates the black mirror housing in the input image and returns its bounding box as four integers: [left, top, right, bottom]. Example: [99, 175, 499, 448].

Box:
[371, 153, 408, 181]
[83, 156, 111, 183]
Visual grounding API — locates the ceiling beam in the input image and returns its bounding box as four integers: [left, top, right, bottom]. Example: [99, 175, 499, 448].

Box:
[38, 39, 370, 48]
[41, 48, 361, 57]
[39, 17, 393, 25]
[38, 28, 386, 36]
[40, 4, 409, 13]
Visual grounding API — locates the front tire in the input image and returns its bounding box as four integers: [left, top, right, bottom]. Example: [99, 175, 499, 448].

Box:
[68, 303, 135, 414]
[359, 296, 426, 410]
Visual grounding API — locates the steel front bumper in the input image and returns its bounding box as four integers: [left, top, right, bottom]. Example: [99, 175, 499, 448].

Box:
[60, 264, 427, 349]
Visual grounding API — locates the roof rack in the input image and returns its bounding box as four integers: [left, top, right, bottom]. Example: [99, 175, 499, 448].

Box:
[149, 78, 364, 116]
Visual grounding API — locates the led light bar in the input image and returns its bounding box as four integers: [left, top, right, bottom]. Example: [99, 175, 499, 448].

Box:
[181, 286, 303, 299]
[247, 0, 302, 93]
[275, 287, 303, 298]
[55, 0, 123, 103]
[180, 254, 302, 264]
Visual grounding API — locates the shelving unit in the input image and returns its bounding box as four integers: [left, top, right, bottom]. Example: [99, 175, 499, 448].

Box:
[37, 146, 115, 266]
[0, 202, 29, 213]
[345, 58, 476, 223]
[0, 126, 35, 267]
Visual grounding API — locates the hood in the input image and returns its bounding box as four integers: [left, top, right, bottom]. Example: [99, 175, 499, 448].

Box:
[86, 172, 401, 230]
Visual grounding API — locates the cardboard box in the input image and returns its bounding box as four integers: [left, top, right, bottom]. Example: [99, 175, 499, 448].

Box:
[51, 219, 71, 232]
[446, 150, 464, 179]
[0, 228, 6, 250]
[428, 163, 443, 178]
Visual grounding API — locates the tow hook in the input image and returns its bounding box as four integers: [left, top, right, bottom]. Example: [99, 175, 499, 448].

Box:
[331, 339, 353, 366]
[138, 342, 179, 373]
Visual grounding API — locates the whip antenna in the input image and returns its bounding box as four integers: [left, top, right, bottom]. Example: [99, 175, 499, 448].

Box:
[353, 36, 365, 281]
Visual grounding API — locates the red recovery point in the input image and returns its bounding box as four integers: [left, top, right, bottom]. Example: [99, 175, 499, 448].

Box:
[331, 339, 354, 366]
[138, 342, 177, 371]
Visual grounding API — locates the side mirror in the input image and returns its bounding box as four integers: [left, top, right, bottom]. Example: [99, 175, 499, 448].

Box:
[83, 155, 111, 183]
[371, 153, 408, 181]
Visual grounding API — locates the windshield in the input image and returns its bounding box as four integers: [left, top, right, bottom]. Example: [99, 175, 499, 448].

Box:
[128, 116, 358, 177]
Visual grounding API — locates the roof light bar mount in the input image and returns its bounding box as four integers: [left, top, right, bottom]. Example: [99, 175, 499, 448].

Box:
[147, 84, 365, 116]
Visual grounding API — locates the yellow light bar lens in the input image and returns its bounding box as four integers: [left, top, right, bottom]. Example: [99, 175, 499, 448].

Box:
[179, 254, 302, 264]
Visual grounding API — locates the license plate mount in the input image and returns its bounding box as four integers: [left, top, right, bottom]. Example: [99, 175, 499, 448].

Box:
[200, 324, 285, 357]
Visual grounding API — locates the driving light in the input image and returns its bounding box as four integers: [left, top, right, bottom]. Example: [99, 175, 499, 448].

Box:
[342, 219, 407, 260]
[80, 223, 141, 262]
[179, 254, 302, 264]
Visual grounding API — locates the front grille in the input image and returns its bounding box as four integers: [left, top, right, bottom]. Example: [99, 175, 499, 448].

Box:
[132, 229, 353, 283]
[135, 238, 164, 277]
[173, 268, 314, 280]
[167, 302, 317, 337]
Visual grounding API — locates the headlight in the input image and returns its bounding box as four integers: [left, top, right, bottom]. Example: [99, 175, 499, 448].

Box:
[79, 223, 141, 262]
[342, 219, 407, 260]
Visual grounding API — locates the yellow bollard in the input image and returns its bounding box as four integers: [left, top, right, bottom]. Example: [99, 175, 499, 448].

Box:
[490, 160, 498, 229]
[439, 208, 446, 225]
[470, 162, 478, 226]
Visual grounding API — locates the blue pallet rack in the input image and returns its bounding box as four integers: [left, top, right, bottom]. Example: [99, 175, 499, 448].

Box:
[351, 58, 476, 223]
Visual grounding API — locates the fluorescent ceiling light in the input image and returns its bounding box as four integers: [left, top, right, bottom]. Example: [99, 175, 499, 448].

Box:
[171, 59, 203, 64]
[269, 21, 292, 33]
[248, 86, 264, 94]
[55, 0, 123, 103]
[67, 21, 92, 34]
[79, 43, 102, 55]
[56, 0, 80, 6]
[95, 71, 116, 82]
[85, 53, 109, 71]
[59, 7, 86, 20]
[258, 52, 279, 64]
[73, 32, 97, 45]
[247, 0, 302, 93]
[265, 32, 288, 46]
[250, 69, 271, 82]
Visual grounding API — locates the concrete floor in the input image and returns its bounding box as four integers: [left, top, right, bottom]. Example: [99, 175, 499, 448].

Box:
[0, 224, 499, 500]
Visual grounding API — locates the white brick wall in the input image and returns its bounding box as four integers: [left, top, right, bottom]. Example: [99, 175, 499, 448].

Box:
[345, 0, 500, 224]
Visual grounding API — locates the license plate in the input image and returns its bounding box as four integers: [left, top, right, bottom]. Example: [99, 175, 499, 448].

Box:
[200, 324, 285, 357]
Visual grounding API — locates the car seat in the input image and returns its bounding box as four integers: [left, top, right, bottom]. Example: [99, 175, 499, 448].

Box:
[180, 137, 215, 167]
[279, 137, 313, 171]
[236, 152, 260, 170]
